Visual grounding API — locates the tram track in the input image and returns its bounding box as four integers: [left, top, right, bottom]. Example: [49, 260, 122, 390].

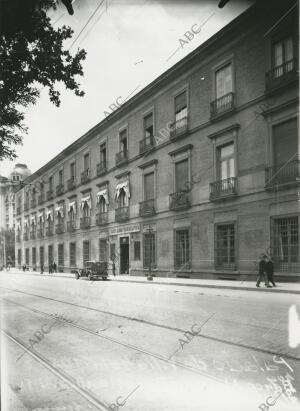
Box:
[1, 285, 299, 362]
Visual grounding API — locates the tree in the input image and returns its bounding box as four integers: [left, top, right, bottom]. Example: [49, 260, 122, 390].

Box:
[0, 0, 86, 160]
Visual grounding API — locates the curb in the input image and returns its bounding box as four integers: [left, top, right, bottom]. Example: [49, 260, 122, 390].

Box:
[2, 270, 300, 295]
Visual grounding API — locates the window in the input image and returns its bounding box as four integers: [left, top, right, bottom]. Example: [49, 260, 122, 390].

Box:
[215, 224, 235, 269]
[40, 246, 44, 266]
[217, 143, 235, 180]
[99, 196, 106, 213]
[82, 202, 90, 218]
[48, 245, 53, 265]
[59, 170, 63, 185]
[25, 248, 29, 265]
[32, 247, 36, 266]
[174, 229, 190, 269]
[84, 153, 90, 172]
[273, 217, 299, 272]
[175, 91, 188, 123]
[18, 249, 21, 265]
[175, 159, 189, 191]
[143, 232, 156, 268]
[70, 163, 75, 181]
[273, 37, 294, 74]
[273, 119, 298, 166]
[118, 188, 127, 208]
[49, 176, 53, 191]
[134, 241, 141, 260]
[40, 181, 44, 194]
[99, 239, 107, 261]
[215, 63, 232, 99]
[69, 243, 76, 267]
[83, 241, 90, 264]
[58, 244, 64, 268]
[119, 129, 127, 152]
[144, 172, 155, 201]
[144, 113, 154, 139]
[100, 143, 107, 165]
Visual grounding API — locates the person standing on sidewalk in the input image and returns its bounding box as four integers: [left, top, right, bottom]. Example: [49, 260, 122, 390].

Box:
[256, 254, 271, 288]
[266, 256, 276, 287]
[40, 264, 44, 274]
[49, 263, 53, 274]
[52, 261, 57, 273]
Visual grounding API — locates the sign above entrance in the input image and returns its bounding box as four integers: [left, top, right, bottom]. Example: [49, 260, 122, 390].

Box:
[109, 223, 140, 236]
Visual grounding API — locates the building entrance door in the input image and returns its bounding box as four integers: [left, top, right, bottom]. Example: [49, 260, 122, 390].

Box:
[120, 236, 129, 274]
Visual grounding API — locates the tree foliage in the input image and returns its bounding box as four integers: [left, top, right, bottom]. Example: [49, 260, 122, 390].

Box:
[0, 0, 86, 160]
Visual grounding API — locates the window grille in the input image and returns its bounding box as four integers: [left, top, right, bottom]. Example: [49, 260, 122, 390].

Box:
[48, 245, 53, 265]
[215, 224, 235, 269]
[99, 239, 107, 261]
[25, 248, 29, 265]
[58, 244, 64, 267]
[273, 217, 299, 272]
[110, 243, 116, 261]
[143, 233, 156, 268]
[32, 247, 36, 266]
[174, 229, 190, 269]
[69, 243, 76, 267]
[18, 249, 21, 265]
[83, 241, 90, 264]
[40, 246, 44, 266]
[134, 241, 141, 260]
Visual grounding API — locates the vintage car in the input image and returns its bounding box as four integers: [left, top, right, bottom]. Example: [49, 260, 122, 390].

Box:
[74, 261, 108, 281]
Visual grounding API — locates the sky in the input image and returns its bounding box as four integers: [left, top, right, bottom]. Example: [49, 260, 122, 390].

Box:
[0, 0, 253, 177]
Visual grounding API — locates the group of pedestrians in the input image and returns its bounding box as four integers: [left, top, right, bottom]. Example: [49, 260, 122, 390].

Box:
[256, 254, 276, 288]
[48, 261, 57, 274]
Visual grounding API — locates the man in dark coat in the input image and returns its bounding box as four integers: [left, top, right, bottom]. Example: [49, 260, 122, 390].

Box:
[256, 255, 271, 287]
[265, 256, 276, 286]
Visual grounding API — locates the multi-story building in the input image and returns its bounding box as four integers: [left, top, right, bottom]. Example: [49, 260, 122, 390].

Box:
[0, 164, 31, 266]
[15, 1, 299, 280]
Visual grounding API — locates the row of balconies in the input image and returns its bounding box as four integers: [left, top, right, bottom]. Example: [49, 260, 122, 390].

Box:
[16, 160, 299, 220]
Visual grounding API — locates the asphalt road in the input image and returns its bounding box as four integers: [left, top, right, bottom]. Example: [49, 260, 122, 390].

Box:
[1, 271, 299, 411]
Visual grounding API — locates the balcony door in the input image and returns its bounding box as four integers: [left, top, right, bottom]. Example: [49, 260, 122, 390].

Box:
[144, 172, 154, 201]
[218, 143, 235, 181]
[273, 119, 298, 167]
[215, 63, 232, 99]
[175, 159, 189, 192]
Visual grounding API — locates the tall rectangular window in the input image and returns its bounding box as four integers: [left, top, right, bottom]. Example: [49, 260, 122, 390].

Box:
[18, 249, 22, 265]
[100, 143, 107, 164]
[174, 229, 190, 269]
[134, 241, 141, 260]
[218, 143, 235, 180]
[175, 159, 189, 192]
[273, 37, 294, 72]
[215, 224, 235, 269]
[84, 153, 90, 172]
[273, 119, 298, 166]
[273, 217, 299, 272]
[32, 247, 36, 266]
[144, 113, 154, 139]
[48, 245, 53, 266]
[69, 242, 76, 267]
[58, 244, 64, 268]
[175, 91, 187, 122]
[49, 176, 53, 191]
[70, 162, 75, 181]
[25, 248, 29, 265]
[40, 246, 44, 266]
[99, 239, 107, 261]
[119, 129, 127, 152]
[144, 172, 155, 200]
[83, 240, 90, 264]
[143, 232, 156, 268]
[215, 63, 232, 99]
[59, 170, 63, 185]
[110, 243, 116, 260]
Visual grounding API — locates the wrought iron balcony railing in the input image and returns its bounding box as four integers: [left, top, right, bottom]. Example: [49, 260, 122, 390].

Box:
[24, 202, 29, 211]
[210, 92, 235, 118]
[55, 223, 65, 234]
[139, 199, 156, 217]
[56, 184, 64, 196]
[30, 231, 36, 240]
[139, 136, 155, 154]
[23, 233, 28, 241]
[210, 177, 237, 200]
[80, 216, 91, 229]
[115, 206, 129, 222]
[265, 160, 300, 190]
[46, 225, 54, 236]
[169, 116, 189, 140]
[116, 150, 128, 166]
[97, 161, 107, 176]
[266, 58, 298, 92]
[67, 177, 76, 191]
[38, 194, 45, 205]
[31, 198, 36, 208]
[81, 169, 90, 184]
[169, 191, 190, 210]
[47, 190, 54, 201]
[96, 212, 108, 225]
[67, 220, 76, 232]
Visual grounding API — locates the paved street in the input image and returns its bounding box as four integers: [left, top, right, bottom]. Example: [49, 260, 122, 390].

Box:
[1, 271, 300, 411]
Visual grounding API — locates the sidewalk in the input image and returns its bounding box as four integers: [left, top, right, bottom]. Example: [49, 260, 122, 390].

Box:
[3, 269, 300, 294]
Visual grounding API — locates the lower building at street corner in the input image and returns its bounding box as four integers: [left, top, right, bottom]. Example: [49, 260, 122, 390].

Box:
[14, 1, 299, 281]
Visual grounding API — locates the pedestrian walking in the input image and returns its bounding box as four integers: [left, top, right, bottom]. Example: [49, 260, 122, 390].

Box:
[40, 264, 44, 274]
[49, 263, 53, 274]
[256, 254, 271, 288]
[52, 261, 57, 273]
[266, 256, 276, 287]
[22, 264, 26, 272]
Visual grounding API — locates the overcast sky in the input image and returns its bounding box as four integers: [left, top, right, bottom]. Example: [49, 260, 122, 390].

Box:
[0, 0, 253, 177]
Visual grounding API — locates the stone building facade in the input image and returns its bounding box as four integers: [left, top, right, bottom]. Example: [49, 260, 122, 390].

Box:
[15, 1, 299, 280]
